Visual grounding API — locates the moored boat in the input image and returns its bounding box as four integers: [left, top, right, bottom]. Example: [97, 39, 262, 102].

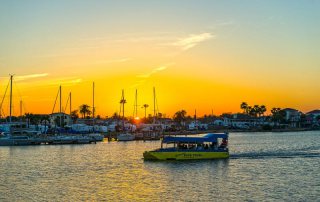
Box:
[0, 133, 41, 146]
[143, 133, 229, 160]
[117, 133, 135, 141]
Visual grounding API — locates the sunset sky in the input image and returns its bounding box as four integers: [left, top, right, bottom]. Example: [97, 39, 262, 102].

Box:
[0, 0, 319, 118]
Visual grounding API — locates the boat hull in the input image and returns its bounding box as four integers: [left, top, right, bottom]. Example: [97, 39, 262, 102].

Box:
[117, 133, 135, 141]
[143, 151, 229, 160]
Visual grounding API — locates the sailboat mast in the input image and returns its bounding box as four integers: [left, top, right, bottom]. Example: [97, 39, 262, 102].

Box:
[93, 82, 95, 119]
[59, 85, 62, 113]
[9, 75, 13, 123]
[69, 92, 72, 115]
[20, 100, 22, 132]
[59, 85, 62, 127]
[153, 87, 156, 123]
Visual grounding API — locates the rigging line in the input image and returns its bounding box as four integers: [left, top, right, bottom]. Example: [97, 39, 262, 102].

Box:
[13, 80, 23, 101]
[64, 94, 70, 113]
[52, 88, 60, 114]
[1, 108, 5, 117]
[0, 79, 10, 117]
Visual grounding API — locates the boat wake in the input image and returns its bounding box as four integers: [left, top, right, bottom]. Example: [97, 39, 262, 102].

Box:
[230, 148, 320, 159]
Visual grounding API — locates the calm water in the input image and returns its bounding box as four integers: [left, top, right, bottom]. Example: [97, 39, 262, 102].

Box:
[0, 131, 319, 201]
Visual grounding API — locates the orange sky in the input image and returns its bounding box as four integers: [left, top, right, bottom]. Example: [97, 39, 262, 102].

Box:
[1, 1, 319, 117]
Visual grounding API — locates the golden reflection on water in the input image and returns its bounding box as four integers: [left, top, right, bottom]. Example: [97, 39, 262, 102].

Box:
[0, 132, 319, 201]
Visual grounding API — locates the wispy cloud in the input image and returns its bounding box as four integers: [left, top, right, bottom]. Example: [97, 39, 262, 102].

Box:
[131, 63, 174, 88]
[137, 63, 174, 78]
[49, 77, 82, 86]
[11, 73, 49, 81]
[173, 33, 214, 50]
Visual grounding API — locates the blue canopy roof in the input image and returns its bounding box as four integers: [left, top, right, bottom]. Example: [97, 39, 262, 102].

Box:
[162, 133, 228, 143]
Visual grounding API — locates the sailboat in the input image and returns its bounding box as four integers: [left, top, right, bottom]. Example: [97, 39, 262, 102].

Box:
[50, 84, 103, 143]
[117, 90, 135, 141]
[0, 75, 41, 146]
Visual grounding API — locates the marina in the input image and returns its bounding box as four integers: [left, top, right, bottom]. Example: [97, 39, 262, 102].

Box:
[1, 1, 319, 201]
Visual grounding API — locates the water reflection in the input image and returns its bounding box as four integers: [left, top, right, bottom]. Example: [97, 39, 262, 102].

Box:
[0, 131, 319, 201]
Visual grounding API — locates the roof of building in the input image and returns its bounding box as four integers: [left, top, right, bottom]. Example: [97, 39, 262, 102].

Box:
[282, 108, 299, 112]
[306, 110, 320, 114]
[50, 112, 70, 116]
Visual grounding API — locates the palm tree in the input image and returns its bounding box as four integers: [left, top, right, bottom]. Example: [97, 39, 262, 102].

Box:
[259, 105, 267, 117]
[253, 105, 260, 117]
[142, 104, 149, 118]
[173, 110, 187, 126]
[271, 107, 285, 124]
[240, 102, 248, 114]
[79, 104, 91, 118]
[247, 106, 253, 116]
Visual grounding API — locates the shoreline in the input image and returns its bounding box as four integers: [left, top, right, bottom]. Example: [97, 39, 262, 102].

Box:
[163, 128, 319, 136]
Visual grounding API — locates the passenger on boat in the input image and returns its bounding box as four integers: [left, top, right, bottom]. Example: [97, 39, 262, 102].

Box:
[220, 138, 228, 148]
[197, 144, 203, 150]
[211, 142, 218, 149]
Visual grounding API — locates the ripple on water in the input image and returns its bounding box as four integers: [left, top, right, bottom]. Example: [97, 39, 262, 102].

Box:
[0, 131, 320, 201]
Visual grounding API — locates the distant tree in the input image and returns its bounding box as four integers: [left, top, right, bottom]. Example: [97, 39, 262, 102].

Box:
[240, 102, 248, 114]
[259, 105, 267, 117]
[112, 112, 120, 120]
[85, 110, 92, 119]
[271, 108, 286, 124]
[70, 110, 79, 123]
[252, 105, 260, 117]
[79, 104, 91, 118]
[173, 110, 187, 126]
[142, 104, 149, 118]
[247, 106, 255, 117]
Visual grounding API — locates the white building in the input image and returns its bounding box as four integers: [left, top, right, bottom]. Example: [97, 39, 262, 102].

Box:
[50, 113, 72, 127]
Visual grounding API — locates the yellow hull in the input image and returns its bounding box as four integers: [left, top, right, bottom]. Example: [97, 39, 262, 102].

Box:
[143, 151, 229, 160]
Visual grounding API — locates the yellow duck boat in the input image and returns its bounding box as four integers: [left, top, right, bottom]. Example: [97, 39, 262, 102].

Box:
[143, 133, 229, 160]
